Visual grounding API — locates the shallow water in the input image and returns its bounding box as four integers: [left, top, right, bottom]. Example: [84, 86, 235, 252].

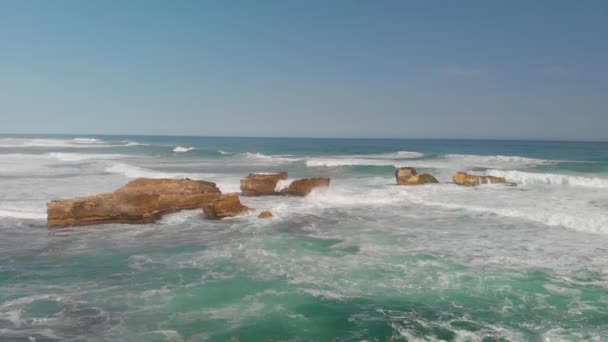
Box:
[1, 135, 608, 341]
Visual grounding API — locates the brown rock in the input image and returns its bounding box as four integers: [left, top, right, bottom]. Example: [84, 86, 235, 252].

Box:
[279, 178, 330, 196]
[258, 211, 273, 219]
[47, 178, 222, 227]
[240, 172, 288, 196]
[396, 167, 438, 185]
[453, 172, 507, 186]
[202, 193, 253, 220]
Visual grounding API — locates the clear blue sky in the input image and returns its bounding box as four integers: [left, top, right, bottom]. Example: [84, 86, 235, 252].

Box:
[1, 1, 607, 140]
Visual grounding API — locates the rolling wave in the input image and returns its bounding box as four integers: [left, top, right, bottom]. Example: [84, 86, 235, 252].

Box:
[485, 170, 608, 189]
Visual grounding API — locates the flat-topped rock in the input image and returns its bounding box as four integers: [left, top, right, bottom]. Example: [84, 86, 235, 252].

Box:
[202, 193, 253, 219]
[453, 172, 507, 186]
[240, 172, 288, 196]
[279, 178, 330, 196]
[47, 178, 221, 227]
[396, 167, 438, 185]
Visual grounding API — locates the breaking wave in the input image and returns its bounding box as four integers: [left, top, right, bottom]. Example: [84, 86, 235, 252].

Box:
[173, 146, 196, 153]
[0, 138, 145, 148]
[104, 162, 213, 179]
[485, 170, 608, 189]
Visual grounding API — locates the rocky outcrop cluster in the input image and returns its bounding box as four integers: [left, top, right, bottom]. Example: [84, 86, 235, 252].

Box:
[452, 172, 507, 187]
[240, 172, 330, 197]
[395, 167, 438, 185]
[47, 171, 331, 227]
[47, 165, 512, 228]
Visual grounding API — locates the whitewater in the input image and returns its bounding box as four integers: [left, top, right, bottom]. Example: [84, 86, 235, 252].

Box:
[1, 135, 608, 341]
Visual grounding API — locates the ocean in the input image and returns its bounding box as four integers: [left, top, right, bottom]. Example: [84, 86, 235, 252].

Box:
[1, 135, 607, 341]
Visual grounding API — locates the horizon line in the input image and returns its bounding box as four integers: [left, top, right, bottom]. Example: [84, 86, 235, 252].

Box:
[0, 132, 607, 144]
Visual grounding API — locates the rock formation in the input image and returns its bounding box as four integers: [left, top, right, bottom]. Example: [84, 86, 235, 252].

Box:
[279, 178, 330, 196]
[258, 211, 273, 219]
[47, 178, 222, 227]
[395, 167, 438, 185]
[453, 172, 507, 186]
[240, 172, 329, 197]
[202, 193, 253, 220]
[240, 172, 288, 196]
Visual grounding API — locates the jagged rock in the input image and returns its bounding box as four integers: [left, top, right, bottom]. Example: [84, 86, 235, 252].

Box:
[47, 178, 221, 227]
[279, 178, 330, 196]
[202, 193, 253, 220]
[258, 211, 273, 219]
[453, 172, 507, 186]
[240, 172, 288, 196]
[395, 167, 438, 185]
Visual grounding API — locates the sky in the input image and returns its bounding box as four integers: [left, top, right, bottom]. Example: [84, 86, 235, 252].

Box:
[1, 0, 607, 140]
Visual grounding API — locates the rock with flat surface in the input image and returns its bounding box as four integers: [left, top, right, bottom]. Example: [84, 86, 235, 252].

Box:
[47, 178, 221, 227]
[395, 167, 438, 185]
[202, 193, 253, 219]
[453, 172, 507, 186]
[240, 172, 288, 196]
[279, 178, 330, 196]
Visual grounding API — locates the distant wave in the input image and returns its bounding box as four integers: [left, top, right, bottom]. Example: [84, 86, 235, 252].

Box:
[217, 150, 233, 155]
[173, 146, 196, 153]
[0, 138, 145, 148]
[72, 138, 103, 144]
[46, 152, 128, 162]
[105, 162, 213, 179]
[485, 170, 608, 189]
[306, 153, 552, 169]
[240, 152, 299, 163]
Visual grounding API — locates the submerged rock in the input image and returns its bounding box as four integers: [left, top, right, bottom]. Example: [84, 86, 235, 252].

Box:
[240, 172, 288, 196]
[395, 167, 438, 185]
[47, 178, 221, 227]
[202, 193, 253, 220]
[453, 172, 507, 186]
[258, 211, 273, 219]
[279, 178, 330, 196]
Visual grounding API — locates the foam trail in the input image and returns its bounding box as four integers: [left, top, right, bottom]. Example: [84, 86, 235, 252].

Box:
[486, 170, 608, 189]
[0, 209, 46, 220]
[402, 190, 608, 234]
[173, 146, 196, 153]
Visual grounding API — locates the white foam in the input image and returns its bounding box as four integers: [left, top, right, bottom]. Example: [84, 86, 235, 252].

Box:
[217, 150, 232, 155]
[240, 152, 298, 163]
[485, 170, 608, 189]
[173, 146, 196, 153]
[275, 179, 294, 192]
[400, 185, 608, 234]
[72, 138, 103, 144]
[45, 152, 128, 162]
[104, 162, 213, 180]
[0, 137, 144, 148]
[0, 210, 46, 220]
[305, 153, 552, 170]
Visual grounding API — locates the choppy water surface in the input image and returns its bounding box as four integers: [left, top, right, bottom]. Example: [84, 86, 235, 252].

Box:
[1, 135, 608, 341]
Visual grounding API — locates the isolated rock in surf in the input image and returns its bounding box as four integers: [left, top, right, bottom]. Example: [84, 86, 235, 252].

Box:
[452, 172, 507, 186]
[202, 193, 253, 219]
[240, 172, 289, 196]
[47, 178, 221, 227]
[279, 178, 330, 196]
[258, 210, 273, 219]
[395, 167, 438, 185]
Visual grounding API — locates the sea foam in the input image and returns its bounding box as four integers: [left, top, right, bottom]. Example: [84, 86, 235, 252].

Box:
[173, 146, 196, 153]
[485, 170, 608, 189]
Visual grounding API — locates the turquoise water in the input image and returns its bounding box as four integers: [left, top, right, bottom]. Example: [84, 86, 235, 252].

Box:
[1, 135, 608, 341]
